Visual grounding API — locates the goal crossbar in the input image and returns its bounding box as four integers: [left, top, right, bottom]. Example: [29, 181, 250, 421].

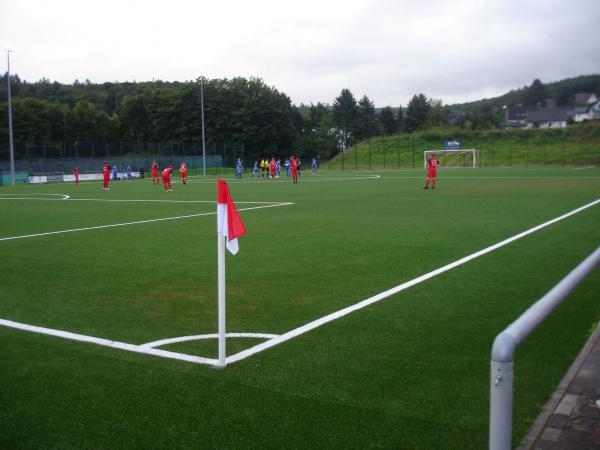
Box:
[424, 149, 478, 168]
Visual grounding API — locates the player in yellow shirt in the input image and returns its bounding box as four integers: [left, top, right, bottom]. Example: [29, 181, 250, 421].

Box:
[260, 158, 268, 179]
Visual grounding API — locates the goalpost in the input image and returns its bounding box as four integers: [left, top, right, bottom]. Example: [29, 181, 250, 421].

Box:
[424, 149, 478, 169]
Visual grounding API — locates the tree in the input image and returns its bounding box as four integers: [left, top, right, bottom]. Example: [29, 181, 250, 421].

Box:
[354, 95, 380, 140]
[332, 88, 358, 150]
[293, 103, 338, 160]
[396, 106, 405, 132]
[405, 94, 430, 132]
[379, 106, 397, 134]
[426, 99, 448, 128]
[522, 79, 548, 106]
[556, 87, 571, 106]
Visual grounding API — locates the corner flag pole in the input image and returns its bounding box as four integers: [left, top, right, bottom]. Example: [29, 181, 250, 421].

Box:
[217, 220, 226, 367]
[216, 180, 247, 368]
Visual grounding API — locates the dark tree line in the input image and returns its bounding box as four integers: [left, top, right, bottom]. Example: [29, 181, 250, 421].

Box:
[4, 73, 595, 162]
[0, 76, 298, 162]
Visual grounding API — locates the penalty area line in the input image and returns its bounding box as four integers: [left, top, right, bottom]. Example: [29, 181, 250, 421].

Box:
[0, 202, 293, 242]
[226, 197, 600, 365]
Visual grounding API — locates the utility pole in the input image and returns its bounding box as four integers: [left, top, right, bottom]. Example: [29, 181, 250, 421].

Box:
[6, 47, 15, 186]
[200, 78, 207, 176]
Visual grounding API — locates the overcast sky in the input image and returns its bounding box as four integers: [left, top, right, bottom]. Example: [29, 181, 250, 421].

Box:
[2, 0, 600, 107]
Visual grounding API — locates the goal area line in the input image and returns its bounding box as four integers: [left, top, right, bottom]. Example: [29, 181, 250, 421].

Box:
[1, 198, 598, 367]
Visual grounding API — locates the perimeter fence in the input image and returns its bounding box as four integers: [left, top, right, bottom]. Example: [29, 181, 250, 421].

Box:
[325, 131, 600, 170]
[0, 140, 244, 181]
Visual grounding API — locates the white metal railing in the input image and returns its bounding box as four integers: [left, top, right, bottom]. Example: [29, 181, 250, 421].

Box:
[489, 246, 600, 450]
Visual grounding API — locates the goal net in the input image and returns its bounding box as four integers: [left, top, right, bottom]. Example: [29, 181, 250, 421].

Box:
[424, 149, 478, 169]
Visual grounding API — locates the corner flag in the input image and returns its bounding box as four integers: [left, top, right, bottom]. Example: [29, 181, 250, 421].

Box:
[216, 179, 247, 368]
[217, 179, 247, 255]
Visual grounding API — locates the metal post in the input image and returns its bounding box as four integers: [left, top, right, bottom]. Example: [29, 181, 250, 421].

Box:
[412, 135, 415, 168]
[489, 246, 600, 450]
[6, 48, 16, 186]
[397, 135, 400, 168]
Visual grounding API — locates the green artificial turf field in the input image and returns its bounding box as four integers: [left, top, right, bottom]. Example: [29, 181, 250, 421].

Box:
[1, 168, 600, 449]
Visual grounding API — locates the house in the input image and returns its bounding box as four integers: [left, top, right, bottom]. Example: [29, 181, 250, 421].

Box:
[504, 93, 599, 128]
[570, 106, 590, 123]
[569, 100, 600, 122]
[590, 101, 600, 120]
[573, 93, 598, 105]
[504, 105, 529, 127]
[525, 108, 569, 128]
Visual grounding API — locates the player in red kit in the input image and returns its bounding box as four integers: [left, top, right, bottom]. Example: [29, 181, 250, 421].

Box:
[162, 166, 173, 192]
[179, 162, 188, 185]
[424, 154, 439, 189]
[74, 166, 79, 187]
[102, 161, 111, 190]
[151, 162, 159, 185]
[290, 155, 299, 184]
[269, 158, 276, 179]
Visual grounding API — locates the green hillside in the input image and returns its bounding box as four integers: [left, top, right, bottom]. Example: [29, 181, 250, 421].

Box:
[327, 121, 600, 170]
[447, 74, 600, 112]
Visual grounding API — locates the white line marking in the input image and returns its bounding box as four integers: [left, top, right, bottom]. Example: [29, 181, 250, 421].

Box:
[186, 175, 381, 184]
[0, 202, 293, 241]
[62, 198, 286, 204]
[0, 318, 219, 366]
[378, 176, 600, 180]
[226, 198, 600, 364]
[0, 193, 70, 200]
[140, 333, 279, 349]
[2, 198, 598, 367]
[0, 196, 286, 204]
[573, 166, 595, 170]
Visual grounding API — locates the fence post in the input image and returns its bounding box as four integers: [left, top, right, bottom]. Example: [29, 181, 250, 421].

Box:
[412, 135, 415, 168]
[489, 246, 600, 450]
[397, 135, 400, 168]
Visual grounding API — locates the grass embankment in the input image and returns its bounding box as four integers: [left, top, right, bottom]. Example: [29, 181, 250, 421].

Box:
[327, 121, 600, 170]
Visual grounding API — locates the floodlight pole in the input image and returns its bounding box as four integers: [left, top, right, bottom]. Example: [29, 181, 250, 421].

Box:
[6, 48, 16, 186]
[200, 78, 207, 176]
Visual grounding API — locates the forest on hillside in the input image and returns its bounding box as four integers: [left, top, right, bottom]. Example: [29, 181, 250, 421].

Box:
[1, 73, 599, 163]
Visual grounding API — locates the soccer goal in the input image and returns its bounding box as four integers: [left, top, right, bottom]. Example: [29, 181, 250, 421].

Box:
[424, 149, 478, 169]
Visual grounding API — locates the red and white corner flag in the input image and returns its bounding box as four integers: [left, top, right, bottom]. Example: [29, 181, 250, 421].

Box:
[217, 179, 247, 255]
